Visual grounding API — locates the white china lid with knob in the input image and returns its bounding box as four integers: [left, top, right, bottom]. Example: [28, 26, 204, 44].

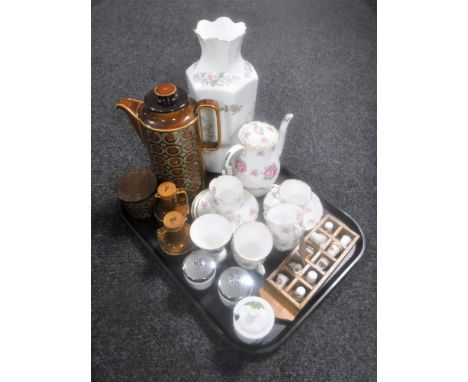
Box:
[233, 296, 275, 341]
[239, 121, 278, 150]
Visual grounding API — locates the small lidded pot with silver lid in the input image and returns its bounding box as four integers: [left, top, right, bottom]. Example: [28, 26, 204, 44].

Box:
[218, 267, 254, 307]
[182, 250, 216, 291]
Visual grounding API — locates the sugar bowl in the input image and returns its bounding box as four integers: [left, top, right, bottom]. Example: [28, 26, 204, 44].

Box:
[233, 296, 275, 344]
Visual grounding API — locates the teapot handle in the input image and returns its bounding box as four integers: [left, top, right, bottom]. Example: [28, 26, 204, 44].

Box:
[222, 144, 245, 175]
[195, 99, 222, 152]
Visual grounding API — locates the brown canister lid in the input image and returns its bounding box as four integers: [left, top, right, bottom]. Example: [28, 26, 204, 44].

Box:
[116, 169, 157, 202]
[163, 211, 185, 231]
[157, 181, 177, 199]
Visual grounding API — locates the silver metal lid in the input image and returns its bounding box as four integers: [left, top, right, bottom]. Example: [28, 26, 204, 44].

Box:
[218, 267, 254, 303]
[182, 250, 216, 283]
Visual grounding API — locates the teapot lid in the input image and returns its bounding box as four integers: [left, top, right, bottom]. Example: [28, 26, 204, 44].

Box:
[239, 121, 278, 150]
[144, 83, 189, 113]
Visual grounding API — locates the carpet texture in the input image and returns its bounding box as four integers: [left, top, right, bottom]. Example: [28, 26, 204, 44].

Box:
[92, 0, 376, 380]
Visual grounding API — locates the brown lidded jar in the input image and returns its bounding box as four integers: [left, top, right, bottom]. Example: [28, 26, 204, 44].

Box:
[116, 83, 222, 200]
[156, 211, 193, 256]
[153, 181, 189, 223]
[116, 169, 158, 219]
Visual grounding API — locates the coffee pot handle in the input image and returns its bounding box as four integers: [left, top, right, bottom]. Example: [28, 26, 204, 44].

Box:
[222, 144, 244, 175]
[195, 99, 222, 152]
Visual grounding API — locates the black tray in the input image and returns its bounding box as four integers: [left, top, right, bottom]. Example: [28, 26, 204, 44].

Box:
[121, 168, 366, 354]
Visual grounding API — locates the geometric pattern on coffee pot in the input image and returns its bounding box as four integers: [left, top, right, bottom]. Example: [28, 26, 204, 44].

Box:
[142, 125, 204, 200]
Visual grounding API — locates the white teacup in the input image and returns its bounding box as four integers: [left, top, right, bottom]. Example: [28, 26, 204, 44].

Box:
[190, 213, 233, 263]
[271, 179, 312, 208]
[231, 221, 273, 276]
[264, 203, 304, 251]
[209, 175, 243, 220]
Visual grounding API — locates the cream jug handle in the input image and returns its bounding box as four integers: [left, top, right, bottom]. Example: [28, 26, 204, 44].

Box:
[222, 144, 245, 175]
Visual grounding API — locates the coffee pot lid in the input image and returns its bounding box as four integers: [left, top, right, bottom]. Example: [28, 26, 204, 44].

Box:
[144, 83, 189, 113]
[239, 121, 278, 150]
[218, 267, 254, 303]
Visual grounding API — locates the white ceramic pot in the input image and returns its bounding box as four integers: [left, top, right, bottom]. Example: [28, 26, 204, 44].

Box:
[186, 17, 258, 173]
[233, 296, 275, 344]
[231, 221, 273, 275]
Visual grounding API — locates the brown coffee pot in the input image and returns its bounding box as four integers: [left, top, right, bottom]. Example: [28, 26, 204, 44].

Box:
[116, 83, 221, 200]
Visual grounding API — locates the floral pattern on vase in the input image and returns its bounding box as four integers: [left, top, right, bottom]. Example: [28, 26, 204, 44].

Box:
[186, 17, 259, 173]
[220, 104, 243, 115]
[192, 72, 240, 87]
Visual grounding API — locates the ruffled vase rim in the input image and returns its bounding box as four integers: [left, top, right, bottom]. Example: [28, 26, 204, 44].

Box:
[195, 17, 246, 43]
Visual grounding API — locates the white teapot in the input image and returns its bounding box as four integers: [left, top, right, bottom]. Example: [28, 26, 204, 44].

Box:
[223, 114, 294, 197]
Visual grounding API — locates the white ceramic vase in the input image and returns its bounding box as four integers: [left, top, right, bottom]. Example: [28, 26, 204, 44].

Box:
[186, 17, 258, 173]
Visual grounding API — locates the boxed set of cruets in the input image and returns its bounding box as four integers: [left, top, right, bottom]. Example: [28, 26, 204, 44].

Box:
[115, 17, 360, 345]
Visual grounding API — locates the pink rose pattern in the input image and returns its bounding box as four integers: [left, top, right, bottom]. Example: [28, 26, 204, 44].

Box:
[263, 163, 278, 180]
[235, 158, 247, 174]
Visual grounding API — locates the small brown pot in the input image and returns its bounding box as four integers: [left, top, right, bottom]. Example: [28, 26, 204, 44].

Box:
[116, 169, 158, 219]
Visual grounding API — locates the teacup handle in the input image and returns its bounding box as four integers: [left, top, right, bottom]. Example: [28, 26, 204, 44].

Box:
[293, 224, 304, 238]
[271, 184, 280, 201]
[256, 263, 266, 276]
[223, 144, 244, 175]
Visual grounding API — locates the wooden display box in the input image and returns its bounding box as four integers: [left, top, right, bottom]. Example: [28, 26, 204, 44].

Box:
[259, 214, 360, 321]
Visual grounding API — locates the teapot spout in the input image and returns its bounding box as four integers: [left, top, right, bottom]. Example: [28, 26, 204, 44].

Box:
[273, 113, 294, 158]
[116, 98, 144, 139]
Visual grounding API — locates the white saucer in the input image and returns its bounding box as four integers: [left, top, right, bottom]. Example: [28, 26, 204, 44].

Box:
[191, 189, 259, 231]
[263, 186, 324, 231]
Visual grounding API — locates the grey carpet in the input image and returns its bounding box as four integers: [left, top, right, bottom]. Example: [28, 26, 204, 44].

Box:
[92, 0, 376, 381]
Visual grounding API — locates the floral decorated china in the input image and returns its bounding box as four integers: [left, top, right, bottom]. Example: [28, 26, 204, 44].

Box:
[263, 184, 323, 231]
[190, 213, 233, 263]
[186, 17, 258, 173]
[231, 221, 273, 275]
[191, 189, 259, 231]
[209, 175, 243, 219]
[263, 203, 304, 251]
[223, 114, 294, 197]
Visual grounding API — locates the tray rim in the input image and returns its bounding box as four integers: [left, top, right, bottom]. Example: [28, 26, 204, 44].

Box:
[120, 168, 366, 354]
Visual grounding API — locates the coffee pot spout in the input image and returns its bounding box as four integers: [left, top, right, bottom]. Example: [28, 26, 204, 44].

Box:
[273, 113, 294, 158]
[116, 98, 144, 139]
